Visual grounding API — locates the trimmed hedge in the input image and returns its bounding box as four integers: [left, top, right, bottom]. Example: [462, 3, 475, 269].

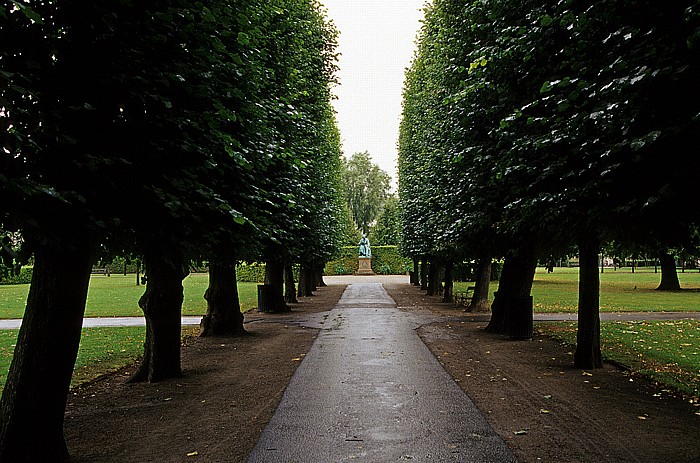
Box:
[0, 267, 32, 285]
[236, 263, 266, 283]
[324, 246, 411, 275]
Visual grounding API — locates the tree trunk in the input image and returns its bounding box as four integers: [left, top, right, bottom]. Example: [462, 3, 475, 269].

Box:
[0, 239, 94, 462]
[412, 257, 420, 285]
[315, 264, 327, 287]
[297, 266, 308, 298]
[129, 251, 187, 382]
[468, 257, 492, 313]
[284, 264, 299, 303]
[200, 261, 246, 337]
[656, 251, 681, 291]
[420, 258, 428, 291]
[427, 261, 443, 296]
[485, 248, 536, 334]
[442, 259, 454, 303]
[574, 236, 603, 369]
[262, 260, 290, 312]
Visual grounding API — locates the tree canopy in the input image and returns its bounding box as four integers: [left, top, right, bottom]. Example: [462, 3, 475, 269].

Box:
[341, 151, 392, 236]
[400, 0, 699, 367]
[0, 0, 344, 459]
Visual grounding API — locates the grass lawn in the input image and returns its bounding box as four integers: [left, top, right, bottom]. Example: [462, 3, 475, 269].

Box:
[537, 320, 700, 398]
[0, 326, 200, 390]
[454, 266, 700, 313]
[0, 274, 261, 319]
[0, 274, 259, 391]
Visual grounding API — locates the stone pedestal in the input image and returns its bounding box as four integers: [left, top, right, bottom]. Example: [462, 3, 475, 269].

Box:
[355, 257, 374, 275]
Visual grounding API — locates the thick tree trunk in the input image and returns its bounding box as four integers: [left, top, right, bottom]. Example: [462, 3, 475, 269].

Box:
[427, 261, 443, 296]
[420, 258, 428, 291]
[129, 252, 187, 382]
[656, 251, 681, 291]
[262, 260, 290, 312]
[442, 259, 454, 303]
[200, 261, 246, 337]
[0, 239, 94, 462]
[468, 257, 492, 313]
[485, 248, 536, 334]
[412, 257, 420, 286]
[284, 264, 299, 304]
[574, 236, 603, 369]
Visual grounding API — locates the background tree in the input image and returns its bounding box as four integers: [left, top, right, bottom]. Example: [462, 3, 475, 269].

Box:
[369, 195, 401, 246]
[341, 151, 391, 235]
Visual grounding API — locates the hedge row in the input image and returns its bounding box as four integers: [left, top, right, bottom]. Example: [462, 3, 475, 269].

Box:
[324, 246, 412, 275]
[0, 267, 32, 285]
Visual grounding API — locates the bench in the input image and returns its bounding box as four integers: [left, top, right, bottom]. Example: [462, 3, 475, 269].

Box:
[453, 286, 475, 307]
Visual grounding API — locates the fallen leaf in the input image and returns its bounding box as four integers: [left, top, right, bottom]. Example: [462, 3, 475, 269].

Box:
[582, 372, 593, 376]
[187, 451, 199, 457]
[637, 416, 647, 420]
[291, 357, 302, 361]
[513, 430, 528, 436]
[543, 395, 552, 400]
[539, 409, 550, 414]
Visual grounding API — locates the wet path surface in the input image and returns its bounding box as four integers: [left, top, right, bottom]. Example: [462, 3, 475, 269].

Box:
[246, 282, 516, 462]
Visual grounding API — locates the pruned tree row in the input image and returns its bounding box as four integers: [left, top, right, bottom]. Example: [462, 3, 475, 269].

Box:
[0, 0, 343, 460]
[400, 0, 699, 367]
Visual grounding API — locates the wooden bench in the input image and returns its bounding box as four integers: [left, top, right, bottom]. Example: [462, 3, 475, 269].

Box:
[453, 286, 475, 307]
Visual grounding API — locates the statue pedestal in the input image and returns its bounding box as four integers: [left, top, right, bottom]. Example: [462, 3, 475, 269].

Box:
[355, 257, 374, 275]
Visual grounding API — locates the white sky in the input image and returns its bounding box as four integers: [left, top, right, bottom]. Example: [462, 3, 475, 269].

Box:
[320, 0, 426, 186]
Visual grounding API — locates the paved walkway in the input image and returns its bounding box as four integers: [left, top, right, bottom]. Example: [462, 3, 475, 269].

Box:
[246, 282, 516, 462]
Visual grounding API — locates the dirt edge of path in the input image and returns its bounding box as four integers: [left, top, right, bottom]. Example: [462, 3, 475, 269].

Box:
[63, 282, 699, 463]
[64, 284, 346, 463]
[384, 283, 700, 463]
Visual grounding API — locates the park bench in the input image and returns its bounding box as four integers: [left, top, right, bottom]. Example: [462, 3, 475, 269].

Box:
[91, 267, 110, 275]
[453, 286, 475, 307]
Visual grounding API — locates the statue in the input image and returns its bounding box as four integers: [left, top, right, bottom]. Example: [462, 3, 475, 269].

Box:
[359, 236, 371, 258]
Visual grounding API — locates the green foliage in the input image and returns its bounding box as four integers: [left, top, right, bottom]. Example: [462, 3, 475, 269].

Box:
[369, 195, 401, 246]
[235, 263, 266, 283]
[538, 320, 700, 398]
[341, 152, 392, 235]
[324, 246, 411, 275]
[0, 268, 31, 286]
[399, 0, 700, 264]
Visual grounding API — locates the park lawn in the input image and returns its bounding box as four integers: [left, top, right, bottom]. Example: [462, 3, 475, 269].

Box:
[0, 274, 261, 319]
[537, 320, 700, 398]
[0, 325, 200, 391]
[454, 266, 700, 313]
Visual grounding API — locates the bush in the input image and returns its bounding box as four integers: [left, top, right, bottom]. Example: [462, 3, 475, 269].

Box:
[324, 246, 411, 275]
[236, 263, 266, 283]
[0, 267, 32, 285]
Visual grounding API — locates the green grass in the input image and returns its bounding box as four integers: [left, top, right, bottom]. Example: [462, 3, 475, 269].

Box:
[454, 266, 700, 313]
[0, 326, 199, 390]
[537, 320, 700, 397]
[0, 274, 260, 319]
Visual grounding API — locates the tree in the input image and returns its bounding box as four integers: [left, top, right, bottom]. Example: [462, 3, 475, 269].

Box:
[0, 0, 343, 459]
[341, 151, 391, 235]
[399, 0, 700, 366]
[369, 195, 401, 246]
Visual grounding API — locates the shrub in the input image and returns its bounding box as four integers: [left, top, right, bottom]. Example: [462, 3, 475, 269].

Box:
[236, 263, 266, 283]
[324, 246, 411, 275]
[0, 267, 32, 285]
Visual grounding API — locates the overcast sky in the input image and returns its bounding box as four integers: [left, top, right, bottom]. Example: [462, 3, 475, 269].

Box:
[320, 0, 426, 186]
